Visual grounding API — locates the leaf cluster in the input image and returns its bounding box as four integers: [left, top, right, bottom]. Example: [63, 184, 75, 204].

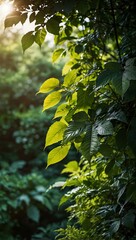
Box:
[5, 0, 136, 239]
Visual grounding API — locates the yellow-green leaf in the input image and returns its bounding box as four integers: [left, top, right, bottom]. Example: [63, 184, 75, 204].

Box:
[63, 69, 78, 87]
[38, 78, 59, 94]
[47, 144, 71, 167]
[52, 48, 65, 63]
[62, 60, 76, 76]
[54, 103, 69, 119]
[45, 121, 67, 147]
[61, 161, 79, 173]
[43, 91, 62, 111]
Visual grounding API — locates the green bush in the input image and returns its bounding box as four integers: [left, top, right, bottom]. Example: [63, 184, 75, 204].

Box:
[0, 167, 66, 239]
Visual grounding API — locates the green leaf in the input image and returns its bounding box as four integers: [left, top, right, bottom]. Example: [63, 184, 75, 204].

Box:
[116, 128, 127, 150]
[47, 144, 71, 167]
[62, 0, 76, 14]
[105, 159, 115, 175]
[96, 62, 129, 96]
[29, 12, 35, 23]
[122, 58, 136, 96]
[62, 161, 79, 173]
[43, 91, 62, 111]
[21, 31, 35, 52]
[52, 48, 65, 63]
[46, 17, 60, 35]
[110, 220, 120, 234]
[117, 186, 126, 203]
[97, 121, 113, 135]
[4, 15, 20, 28]
[96, 62, 121, 87]
[123, 65, 136, 81]
[63, 69, 78, 87]
[72, 112, 89, 122]
[27, 205, 40, 222]
[81, 125, 99, 160]
[127, 117, 136, 155]
[99, 144, 113, 157]
[123, 81, 136, 102]
[122, 213, 135, 229]
[54, 103, 69, 119]
[125, 57, 136, 67]
[52, 181, 65, 188]
[65, 25, 72, 37]
[63, 121, 86, 144]
[126, 183, 136, 203]
[20, 13, 27, 24]
[62, 60, 76, 76]
[44, 197, 53, 211]
[77, 85, 94, 109]
[33, 195, 44, 203]
[77, 0, 90, 14]
[113, 73, 129, 97]
[19, 194, 30, 205]
[38, 78, 59, 94]
[35, 11, 45, 24]
[59, 195, 70, 206]
[45, 121, 67, 147]
[107, 110, 127, 123]
[35, 28, 47, 47]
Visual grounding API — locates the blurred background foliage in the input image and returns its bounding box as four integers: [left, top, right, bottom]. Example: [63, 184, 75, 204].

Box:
[0, 28, 71, 239]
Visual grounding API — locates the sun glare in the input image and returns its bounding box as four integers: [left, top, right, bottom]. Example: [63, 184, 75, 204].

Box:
[0, 1, 13, 20]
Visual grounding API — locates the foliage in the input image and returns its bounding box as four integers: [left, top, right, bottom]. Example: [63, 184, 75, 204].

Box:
[0, 31, 68, 239]
[5, 0, 136, 239]
[0, 167, 66, 240]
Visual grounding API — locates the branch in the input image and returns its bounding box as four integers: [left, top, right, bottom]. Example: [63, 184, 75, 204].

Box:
[110, 0, 122, 63]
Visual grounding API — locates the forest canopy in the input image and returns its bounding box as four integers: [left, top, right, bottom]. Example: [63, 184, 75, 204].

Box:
[3, 0, 136, 239]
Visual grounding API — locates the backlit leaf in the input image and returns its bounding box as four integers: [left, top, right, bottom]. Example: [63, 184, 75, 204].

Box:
[62, 60, 76, 76]
[59, 195, 69, 206]
[38, 78, 59, 94]
[21, 31, 35, 52]
[52, 48, 65, 62]
[43, 91, 62, 111]
[62, 161, 79, 173]
[47, 144, 71, 167]
[35, 28, 47, 47]
[35, 11, 45, 24]
[29, 12, 35, 22]
[54, 103, 69, 119]
[20, 13, 27, 24]
[63, 69, 78, 87]
[4, 15, 20, 28]
[45, 121, 67, 147]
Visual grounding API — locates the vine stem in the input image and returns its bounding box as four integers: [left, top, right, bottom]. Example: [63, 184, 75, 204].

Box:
[110, 0, 122, 63]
